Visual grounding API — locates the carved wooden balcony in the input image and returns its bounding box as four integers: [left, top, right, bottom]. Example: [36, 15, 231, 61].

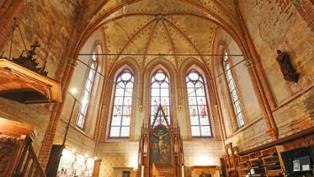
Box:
[0, 59, 62, 104]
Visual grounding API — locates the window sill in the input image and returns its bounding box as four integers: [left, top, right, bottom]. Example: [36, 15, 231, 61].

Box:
[227, 116, 263, 139]
[192, 136, 213, 138]
[59, 118, 93, 140]
[190, 136, 215, 141]
[74, 126, 88, 137]
[105, 137, 130, 142]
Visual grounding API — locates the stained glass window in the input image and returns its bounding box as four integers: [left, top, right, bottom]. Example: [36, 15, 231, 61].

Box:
[186, 70, 212, 137]
[151, 70, 170, 126]
[223, 51, 245, 128]
[109, 69, 134, 138]
[77, 52, 98, 129]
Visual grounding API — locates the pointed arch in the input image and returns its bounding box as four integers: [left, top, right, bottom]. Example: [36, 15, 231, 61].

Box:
[110, 57, 140, 81]
[100, 58, 140, 140]
[181, 60, 213, 137]
[214, 41, 245, 129]
[186, 69, 213, 137]
[76, 43, 101, 129]
[144, 58, 177, 127]
[108, 66, 135, 138]
[222, 48, 244, 128]
[150, 69, 171, 126]
[179, 57, 222, 139]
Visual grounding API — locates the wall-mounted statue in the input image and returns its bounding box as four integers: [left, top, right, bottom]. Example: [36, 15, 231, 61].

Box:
[276, 50, 299, 83]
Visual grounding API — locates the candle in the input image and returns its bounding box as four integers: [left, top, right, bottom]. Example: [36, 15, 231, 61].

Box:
[181, 165, 185, 177]
[141, 165, 144, 177]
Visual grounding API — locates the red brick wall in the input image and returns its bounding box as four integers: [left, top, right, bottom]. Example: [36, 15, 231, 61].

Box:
[293, 0, 314, 33]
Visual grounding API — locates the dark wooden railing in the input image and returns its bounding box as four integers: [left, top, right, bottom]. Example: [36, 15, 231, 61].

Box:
[13, 136, 46, 177]
[0, 118, 45, 177]
[0, 134, 46, 177]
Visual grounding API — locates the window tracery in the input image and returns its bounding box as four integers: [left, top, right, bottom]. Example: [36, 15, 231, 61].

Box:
[77, 51, 98, 129]
[109, 69, 134, 138]
[223, 50, 244, 128]
[186, 70, 212, 137]
[150, 70, 171, 126]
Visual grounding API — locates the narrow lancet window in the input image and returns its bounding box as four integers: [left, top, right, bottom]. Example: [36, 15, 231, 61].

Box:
[223, 51, 244, 128]
[77, 52, 98, 129]
[150, 70, 170, 126]
[109, 69, 134, 138]
[186, 70, 212, 137]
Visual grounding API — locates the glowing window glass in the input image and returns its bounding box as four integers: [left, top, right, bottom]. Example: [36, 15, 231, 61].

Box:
[109, 69, 134, 138]
[223, 51, 244, 128]
[186, 70, 212, 137]
[76, 51, 98, 129]
[150, 70, 170, 126]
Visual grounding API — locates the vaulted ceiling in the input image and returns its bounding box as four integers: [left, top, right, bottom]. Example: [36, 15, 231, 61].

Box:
[79, 0, 241, 71]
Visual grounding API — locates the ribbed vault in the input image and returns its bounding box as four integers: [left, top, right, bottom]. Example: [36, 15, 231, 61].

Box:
[79, 0, 241, 72]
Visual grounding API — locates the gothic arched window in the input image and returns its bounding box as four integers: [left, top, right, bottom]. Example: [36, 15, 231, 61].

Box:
[151, 70, 170, 126]
[186, 70, 212, 137]
[77, 51, 98, 129]
[109, 69, 134, 138]
[223, 50, 244, 128]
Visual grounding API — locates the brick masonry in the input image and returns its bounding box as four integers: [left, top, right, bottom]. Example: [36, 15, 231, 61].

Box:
[226, 0, 314, 150]
[292, 0, 314, 33]
[0, 0, 313, 176]
[0, 0, 81, 169]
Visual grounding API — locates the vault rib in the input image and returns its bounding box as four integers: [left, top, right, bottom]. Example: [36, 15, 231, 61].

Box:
[161, 19, 179, 70]
[142, 20, 159, 69]
[108, 17, 157, 76]
[163, 18, 213, 79]
[163, 18, 205, 64]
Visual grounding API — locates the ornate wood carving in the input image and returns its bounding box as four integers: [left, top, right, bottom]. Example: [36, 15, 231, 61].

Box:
[0, 59, 61, 103]
[138, 105, 184, 177]
[11, 41, 48, 76]
[151, 125, 171, 165]
[0, 118, 46, 177]
[0, 136, 21, 177]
